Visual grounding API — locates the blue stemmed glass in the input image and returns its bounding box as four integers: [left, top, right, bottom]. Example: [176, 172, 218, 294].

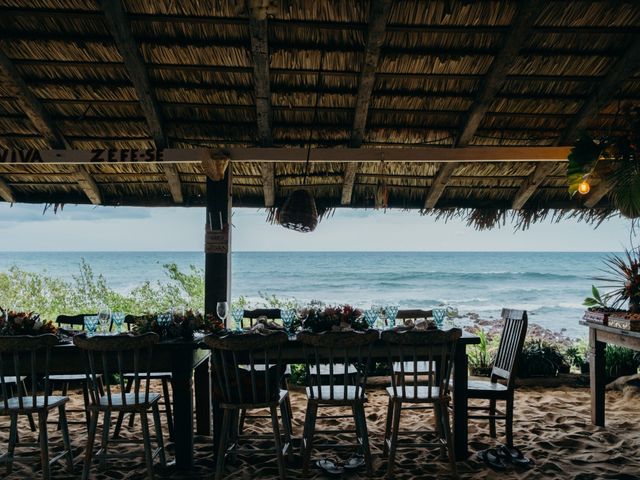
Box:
[84, 315, 99, 337]
[364, 308, 379, 329]
[433, 308, 446, 329]
[112, 312, 125, 334]
[385, 305, 399, 329]
[231, 307, 244, 332]
[281, 308, 296, 337]
[157, 312, 172, 338]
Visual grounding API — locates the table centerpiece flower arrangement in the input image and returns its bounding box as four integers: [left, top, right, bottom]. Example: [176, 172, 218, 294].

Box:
[133, 310, 225, 339]
[0, 308, 57, 336]
[302, 304, 367, 333]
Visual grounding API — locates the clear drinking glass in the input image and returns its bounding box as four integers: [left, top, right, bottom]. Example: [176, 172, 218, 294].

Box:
[216, 302, 229, 328]
[385, 305, 399, 329]
[281, 308, 296, 336]
[112, 312, 125, 334]
[433, 308, 446, 329]
[85, 315, 99, 337]
[98, 307, 111, 334]
[231, 306, 244, 332]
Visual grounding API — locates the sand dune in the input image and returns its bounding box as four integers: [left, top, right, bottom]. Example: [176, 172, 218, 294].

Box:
[1, 385, 639, 479]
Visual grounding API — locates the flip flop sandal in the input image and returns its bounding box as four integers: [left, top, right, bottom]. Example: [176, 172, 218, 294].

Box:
[480, 448, 509, 471]
[315, 458, 344, 477]
[498, 445, 535, 468]
[343, 454, 365, 471]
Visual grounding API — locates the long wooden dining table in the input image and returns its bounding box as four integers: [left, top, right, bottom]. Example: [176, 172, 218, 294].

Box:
[40, 331, 478, 471]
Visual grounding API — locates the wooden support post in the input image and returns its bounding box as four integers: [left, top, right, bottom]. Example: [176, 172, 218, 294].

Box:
[589, 327, 606, 427]
[204, 170, 232, 320]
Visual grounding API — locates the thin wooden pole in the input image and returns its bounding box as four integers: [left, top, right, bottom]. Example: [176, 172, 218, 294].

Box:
[204, 169, 232, 321]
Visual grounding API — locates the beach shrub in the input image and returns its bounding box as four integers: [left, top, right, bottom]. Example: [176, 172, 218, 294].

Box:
[468, 327, 498, 376]
[518, 338, 567, 378]
[565, 339, 589, 371]
[605, 345, 640, 379]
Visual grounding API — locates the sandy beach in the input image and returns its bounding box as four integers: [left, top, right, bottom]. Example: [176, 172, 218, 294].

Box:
[1, 384, 639, 479]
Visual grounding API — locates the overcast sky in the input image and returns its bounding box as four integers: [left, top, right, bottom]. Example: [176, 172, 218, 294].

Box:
[0, 203, 634, 252]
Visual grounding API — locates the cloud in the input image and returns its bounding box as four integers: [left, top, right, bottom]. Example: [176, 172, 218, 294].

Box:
[0, 204, 152, 225]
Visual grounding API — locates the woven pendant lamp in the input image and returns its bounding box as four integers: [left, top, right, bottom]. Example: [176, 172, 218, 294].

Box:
[277, 189, 318, 232]
[276, 52, 324, 233]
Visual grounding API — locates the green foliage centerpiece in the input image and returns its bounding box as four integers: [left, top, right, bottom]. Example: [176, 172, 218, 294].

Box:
[133, 309, 224, 339]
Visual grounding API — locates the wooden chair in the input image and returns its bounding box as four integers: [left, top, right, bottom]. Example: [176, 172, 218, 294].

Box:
[467, 309, 528, 446]
[113, 315, 174, 441]
[381, 328, 461, 478]
[0, 375, 36, 434]
[242, 308, 281, 329]
[0, 334, 74, 478]
[392, 309, 434, 379]
[298, 330, 378, 476]
[49, 314, 99, 429]
[204, 331, 293, 480]
[74, 332, 166, 480]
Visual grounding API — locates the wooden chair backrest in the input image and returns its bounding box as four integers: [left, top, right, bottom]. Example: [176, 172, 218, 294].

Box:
[242, 308, 281, 328]
[397, 309, 432, 325]
[73, 333, 159, 408]
[491, 309, 528, 388]
[297, 330, 378, 402]
[204, 331, 288, 405]
[382, 328, 461, 401]
[0, 334, 58, 410]
[56, 313, 96, 329]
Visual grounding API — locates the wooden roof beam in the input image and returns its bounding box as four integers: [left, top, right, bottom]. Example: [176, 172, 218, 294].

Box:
[556, 36, 640, 146]
[345, 0, 392, 205]
[456, 0, 544, 147]
[98, 0, 182, 204]
[424, 163, 458, 209]
[247, 5, 275, 207]
[75, 166, 102, 205]
[0, 177, 16, 203]
[511, 163, 556, 209]
[584, 182, 612, 208]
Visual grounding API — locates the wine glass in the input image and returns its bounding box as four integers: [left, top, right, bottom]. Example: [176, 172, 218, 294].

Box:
[386, 305, 399, 329]
[231, 306, 244, 332]
[84, 315, 99, 337]
[157, 312, 172, 338]
[216, 302, 229, 328]
[112, 312, 125, 334]
[364, 308, 379, 329]
[98, 307, 111, 334]
[281, 308, 296, 336]
[433, 308, 446, 330]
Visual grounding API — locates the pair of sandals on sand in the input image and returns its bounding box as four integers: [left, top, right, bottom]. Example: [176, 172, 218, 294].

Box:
[478, 444, 534, 471]
[315, 454, 365, 476]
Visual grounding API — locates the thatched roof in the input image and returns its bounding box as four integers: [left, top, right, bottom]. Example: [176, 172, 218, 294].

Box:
[0, 0, 639, 227]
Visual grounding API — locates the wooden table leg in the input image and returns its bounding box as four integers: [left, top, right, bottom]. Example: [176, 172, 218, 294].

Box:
[212, 397, 223, 459]
[453, 344, 469, 461]
[590, 327, 606, 427]
[194, 355, 211, 436]
[171, 352, 195, 470]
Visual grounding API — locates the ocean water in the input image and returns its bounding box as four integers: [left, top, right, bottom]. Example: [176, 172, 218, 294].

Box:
[0, 251, 617, 338]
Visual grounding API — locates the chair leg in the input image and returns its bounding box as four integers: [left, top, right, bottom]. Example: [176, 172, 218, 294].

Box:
[284, 377, 294, 433]
[354, 403, 373, 476]
[382, 397, 394, 458]
[82, 410, 99, 480]
[58, 405, 75, 473]
[140, 411, 155, 480]
[215, 409, 232, 480]
[38, 411, 51, 480]
[6, 413, 18, 475]
[387, 400, 402, 479]
[22, 380, 37, 432]
[433, 402, 446, 459]
[238, 408, 247, 435]
[440, 400, 458, 479]
[57, 381, 69, 431]
[113, 377, 133, 438]
[81, 381, 91, 429]
[301, 401, 318, 476]
[152, 403, 167, 467]
[161, 378, 175, 441]
[270, 405, 287, 480]
[506, 395, 514, 447]
[100, 411, 111, 470]
[489, 399, 497, 438]
[280, 398, 294, 462]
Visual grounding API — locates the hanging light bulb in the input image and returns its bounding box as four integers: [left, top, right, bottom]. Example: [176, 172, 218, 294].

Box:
[578, 179, 591, 195]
